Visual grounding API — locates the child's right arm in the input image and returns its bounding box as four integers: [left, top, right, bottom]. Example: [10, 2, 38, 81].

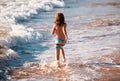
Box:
[63, 24, 68, 40]
[51, 24, 56, 35]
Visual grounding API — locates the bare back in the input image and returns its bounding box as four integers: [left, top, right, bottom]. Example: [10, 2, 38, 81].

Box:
[52, 23, 67, 40]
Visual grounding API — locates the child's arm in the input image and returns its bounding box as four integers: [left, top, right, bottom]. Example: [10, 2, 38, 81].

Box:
[63, 24, 68, 40]
[51, 24, 56, 35]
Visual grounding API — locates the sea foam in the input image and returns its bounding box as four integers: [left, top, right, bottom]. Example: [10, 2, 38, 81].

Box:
[0, 0, 65, 47]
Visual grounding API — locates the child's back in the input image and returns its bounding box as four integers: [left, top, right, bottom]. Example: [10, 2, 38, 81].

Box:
[54, 23, 67, 40]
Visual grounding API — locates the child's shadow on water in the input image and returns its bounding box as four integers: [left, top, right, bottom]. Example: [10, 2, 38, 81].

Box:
[11, 41, 49, 65]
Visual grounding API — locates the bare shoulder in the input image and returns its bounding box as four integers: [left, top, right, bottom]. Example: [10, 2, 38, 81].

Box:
[63, 23, 67, 28]
[64, 23, 67, 26]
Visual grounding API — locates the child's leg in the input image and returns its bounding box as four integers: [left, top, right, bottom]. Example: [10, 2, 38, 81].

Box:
[60, 48, 66, 62]
[56, 49, 60, 67]
[56, 49, 60, 61]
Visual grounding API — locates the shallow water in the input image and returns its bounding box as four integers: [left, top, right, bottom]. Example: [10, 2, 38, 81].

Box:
[0, 0, 120, 81]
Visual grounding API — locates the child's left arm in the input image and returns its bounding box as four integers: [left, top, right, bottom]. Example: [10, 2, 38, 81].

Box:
[51, 24, 56, 35]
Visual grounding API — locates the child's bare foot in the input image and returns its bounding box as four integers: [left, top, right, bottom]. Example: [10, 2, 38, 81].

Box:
[56, 61, 60, 67]
[63, 59, 66, 63]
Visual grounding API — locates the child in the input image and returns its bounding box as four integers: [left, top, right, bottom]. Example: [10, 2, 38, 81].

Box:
[52, 12, 68, 67]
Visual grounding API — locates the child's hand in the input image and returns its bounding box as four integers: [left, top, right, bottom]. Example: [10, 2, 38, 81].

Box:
[65, 36, 68, 41]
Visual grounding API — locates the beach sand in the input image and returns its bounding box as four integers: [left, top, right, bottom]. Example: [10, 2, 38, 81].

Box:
[8, 49, 120, 81]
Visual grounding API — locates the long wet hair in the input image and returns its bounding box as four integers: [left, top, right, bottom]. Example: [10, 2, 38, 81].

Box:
[54, 12, 66, 26]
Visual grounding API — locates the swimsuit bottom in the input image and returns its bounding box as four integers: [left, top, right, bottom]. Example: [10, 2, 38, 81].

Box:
[55, 38, 66, 50]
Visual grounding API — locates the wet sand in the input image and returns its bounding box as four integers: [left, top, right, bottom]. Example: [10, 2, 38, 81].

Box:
[94, 49, 120, 81]
[9, 63, 69, 80]
[84, 18, 120, 27]
[92, 2, 120, 8]
[9, 49, 120, 81]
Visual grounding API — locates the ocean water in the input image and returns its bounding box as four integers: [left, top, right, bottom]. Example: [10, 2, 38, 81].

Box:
[0, 0, 120, 81]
